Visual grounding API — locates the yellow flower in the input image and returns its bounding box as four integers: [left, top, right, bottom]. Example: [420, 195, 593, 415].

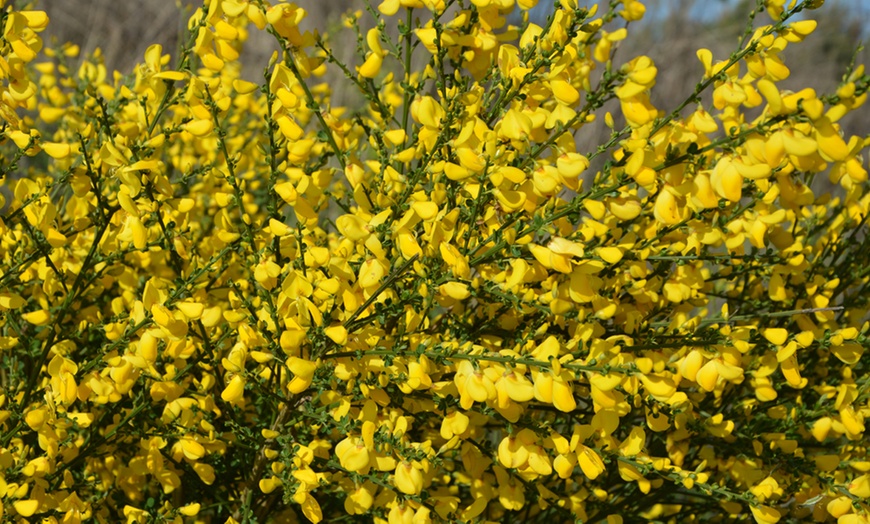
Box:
[336, 436, 372, 474]
[394, 460, 424, 495]
[221, 374, 245, 403]
[287, 357, 319, 394]
[494, 466, 525, 510]
[749, 505, 781, 524]
[455, 360, 496, 409]
[577, 445, 606, 480]
[344, 483, 375, 514]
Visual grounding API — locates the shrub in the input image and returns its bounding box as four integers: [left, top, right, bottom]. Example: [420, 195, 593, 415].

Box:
[0, 0, 868, 522]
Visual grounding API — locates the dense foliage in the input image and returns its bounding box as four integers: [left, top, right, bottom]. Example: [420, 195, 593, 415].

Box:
[0, 0, 868, 522]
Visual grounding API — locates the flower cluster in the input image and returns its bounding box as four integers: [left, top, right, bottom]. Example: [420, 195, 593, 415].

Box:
[0, 0, 868, 522]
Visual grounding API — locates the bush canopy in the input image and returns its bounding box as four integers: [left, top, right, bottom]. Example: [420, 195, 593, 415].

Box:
[0, 0, 868, 523]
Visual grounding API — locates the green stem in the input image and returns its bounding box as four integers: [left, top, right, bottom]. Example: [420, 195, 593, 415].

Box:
[282, 44, 347, 171]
